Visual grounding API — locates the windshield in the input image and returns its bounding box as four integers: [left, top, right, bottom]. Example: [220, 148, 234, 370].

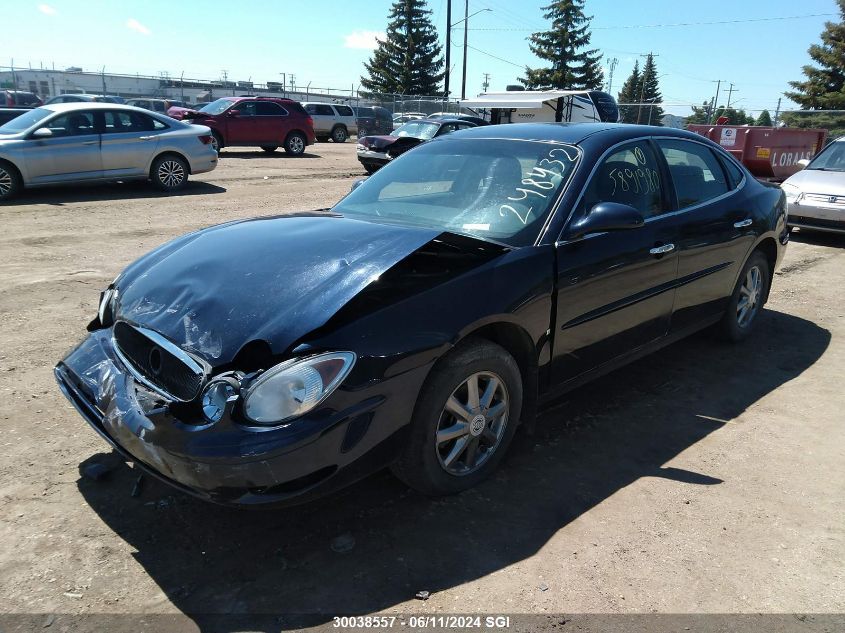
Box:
[807, 140, 845, 171]
[333, 138, 580, 247]
[0, 107, 53, 134]
[198, 98, 235, 115]
[395, 121, 439, 139]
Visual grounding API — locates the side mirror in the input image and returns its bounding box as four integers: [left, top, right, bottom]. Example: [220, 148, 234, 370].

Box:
[796, 158, 810, 170]
[566, 202, 645, 239]
[32, 127, 53, 138]
[351, 177, 368, 191]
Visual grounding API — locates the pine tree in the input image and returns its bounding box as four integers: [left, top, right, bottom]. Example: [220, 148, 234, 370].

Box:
[637, 54, 664, 126]
[755, 110, 773, 126]
[686, 101, 712, 125]
[786, 0, 845, 109]
[616, 61, 640, 123]
[521, 0, 603, 90]
[360, 0, 444, 96]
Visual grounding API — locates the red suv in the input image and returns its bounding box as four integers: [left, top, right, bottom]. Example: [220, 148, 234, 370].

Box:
[169, 97, 316, 155]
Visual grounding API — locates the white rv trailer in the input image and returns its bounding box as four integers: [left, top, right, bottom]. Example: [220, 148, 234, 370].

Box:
[460, 90, 619, 125]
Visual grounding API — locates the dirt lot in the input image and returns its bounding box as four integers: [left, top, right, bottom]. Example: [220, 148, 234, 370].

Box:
[0, 142, 843, 628]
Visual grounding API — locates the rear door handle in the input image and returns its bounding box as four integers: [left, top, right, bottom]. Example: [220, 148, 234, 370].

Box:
[734, 218, 753, 228]
[81, 140, 98, 145]
[649, 243, 675, 255]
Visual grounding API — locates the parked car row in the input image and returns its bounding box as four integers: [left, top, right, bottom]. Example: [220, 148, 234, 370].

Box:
[781, 135, 845, 234]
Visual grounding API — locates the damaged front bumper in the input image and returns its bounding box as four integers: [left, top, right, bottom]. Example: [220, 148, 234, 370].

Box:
[55, 330, 424, 507]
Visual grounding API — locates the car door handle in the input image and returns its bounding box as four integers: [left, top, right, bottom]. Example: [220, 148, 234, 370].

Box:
[139, 136, 155, 140]
[81, 140, 98, 145]
[733, 218, 753, 228]
[649, 243, 675, 255]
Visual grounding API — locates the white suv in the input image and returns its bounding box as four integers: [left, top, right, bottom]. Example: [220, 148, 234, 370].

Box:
[301, 102, 357, 143]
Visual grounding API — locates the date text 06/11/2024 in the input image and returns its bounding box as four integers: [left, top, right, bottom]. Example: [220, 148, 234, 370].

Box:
[332, 615, 512, 629]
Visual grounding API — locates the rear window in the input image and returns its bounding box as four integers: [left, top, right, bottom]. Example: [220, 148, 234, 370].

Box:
[335, 105, 354, 117]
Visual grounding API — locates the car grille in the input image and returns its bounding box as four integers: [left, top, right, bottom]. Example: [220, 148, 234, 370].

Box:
[804, 193, 845, 205]
[112, 321, 207, 402]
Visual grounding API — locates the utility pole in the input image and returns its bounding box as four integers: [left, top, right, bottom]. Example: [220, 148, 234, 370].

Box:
[290, 74, 296, 93]
[101, 66, 107, 96]
[711, 79, 722, 122]
[482, 73, 490, 92]
[726, 82, 736, 109]
[605, 57, 618, 94]
[774, 97, 782, 126]
[461, 0, 468, 100]
[444, 0, 451, 97]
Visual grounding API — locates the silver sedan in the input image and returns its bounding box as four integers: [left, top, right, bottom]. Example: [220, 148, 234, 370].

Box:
[0, 102, 217, 201]
[782, 137, 845, 234]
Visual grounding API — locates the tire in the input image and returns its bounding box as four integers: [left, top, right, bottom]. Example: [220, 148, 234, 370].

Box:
[260, 145, 278, 153]
[331, 126, 348, 143]
[357, 127, 368, 139]
[392, 339, 523, 496]
[150, 155, 189, 192]
[719, 250, 770, 342]
[210, 132, 223, 154]
[284, 131, 307, 156]
[0, 160, 22, 202]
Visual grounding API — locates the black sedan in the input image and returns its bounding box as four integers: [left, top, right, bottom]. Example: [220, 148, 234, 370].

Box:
[356, 117, 476, 174]
[55, 123, 788, 507]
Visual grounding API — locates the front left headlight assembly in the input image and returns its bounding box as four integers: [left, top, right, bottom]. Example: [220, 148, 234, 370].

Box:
[781, 183, 802, 204]
[242, 352, 356, 425]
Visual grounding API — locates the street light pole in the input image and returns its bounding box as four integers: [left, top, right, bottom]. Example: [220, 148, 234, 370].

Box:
[461, 0, 468, 100]
[444, 0, 451, 98]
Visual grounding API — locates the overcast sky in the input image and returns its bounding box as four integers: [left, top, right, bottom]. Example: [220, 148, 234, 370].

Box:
[3, 0, 840, 116]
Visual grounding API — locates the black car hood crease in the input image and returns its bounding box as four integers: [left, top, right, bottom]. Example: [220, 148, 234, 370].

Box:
[112, 215, 446, 367]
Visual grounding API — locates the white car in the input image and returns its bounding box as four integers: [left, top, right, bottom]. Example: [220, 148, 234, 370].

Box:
[781, 137, 845, 234]
[0, 102, 217, 201]
[301, 102, 357, 143]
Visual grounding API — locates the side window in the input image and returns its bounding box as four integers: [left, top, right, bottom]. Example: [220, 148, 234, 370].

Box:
[232, 102, 257, 116]
[335, 105, 354, 117]
[256, 102, 287, 116]
[304, 104, 317, 115]
[657, 139, 729, 209]
[316, 104, 334, 116]
[578, 140, 664, 219]
[719, 154, 745, 188]
[103, 111, 134, 133]
[45, 112, 96, 137]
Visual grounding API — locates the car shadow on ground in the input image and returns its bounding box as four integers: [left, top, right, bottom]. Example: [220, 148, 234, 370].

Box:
[218, 151, 321, 159]
[77, 309, 830, 630]
[789, 228, 845, 249]
[7, 181, 227, 206]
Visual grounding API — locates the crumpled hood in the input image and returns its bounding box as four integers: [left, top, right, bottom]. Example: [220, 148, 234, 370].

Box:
[113, 215, 442, 366]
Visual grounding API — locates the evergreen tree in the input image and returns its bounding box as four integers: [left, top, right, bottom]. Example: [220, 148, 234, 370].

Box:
[755, 110, 773, 126]
[521, 0, 603, 90]
[786, 0, 845, 109]
[637, 54, 664, 125]
[360, 0, 444, 95]
[712, 107, 754, 126]
[616, 61, 640, 123]
[686, 101, 713, 125]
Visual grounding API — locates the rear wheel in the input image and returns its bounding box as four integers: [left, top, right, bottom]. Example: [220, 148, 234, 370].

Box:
[284, 132, 306, 156]
[0, 160, 22, 202]
[719, 250, 770, 342]
[331, 126, 348, 143]
[392, 339, 522, 496]
[357, 127, 368, 138]
[151, 155, 189, 192]
[260, 145, 278, 153]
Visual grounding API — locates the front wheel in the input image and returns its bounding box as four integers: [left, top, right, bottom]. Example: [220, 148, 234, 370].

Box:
[357, 127, 368, 139]
[151, 155, 189, 192]
[392, 339, 522, 496]
[284, 132, 306, 156]
[719, 250, 770, 342]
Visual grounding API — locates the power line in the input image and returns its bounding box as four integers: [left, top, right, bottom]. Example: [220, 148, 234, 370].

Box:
[465, 43, 526, 69]
[466, 12, 836, 31]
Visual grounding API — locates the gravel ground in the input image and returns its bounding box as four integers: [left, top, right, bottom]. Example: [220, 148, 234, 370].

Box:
[0, 141, 842, 629]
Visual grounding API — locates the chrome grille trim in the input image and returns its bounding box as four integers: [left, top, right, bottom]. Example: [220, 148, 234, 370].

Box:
[112, 321, 207, 402]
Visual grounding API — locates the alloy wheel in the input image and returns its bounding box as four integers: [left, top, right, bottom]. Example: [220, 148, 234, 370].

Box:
[0, 167, 11, 197]
[737, 265, 762, 328]
[435, 371, 509, 476]
[289, 135, 305, 154]
[157, 160, 185, 189]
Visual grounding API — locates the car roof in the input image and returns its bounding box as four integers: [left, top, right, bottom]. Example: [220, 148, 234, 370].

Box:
[39, 102, 176, 115]
[450, 122, 704, 145]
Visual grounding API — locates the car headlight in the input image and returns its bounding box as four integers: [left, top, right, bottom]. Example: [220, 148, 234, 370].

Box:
[781, 183, 802, 204]
[242, 352, 356, 425]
